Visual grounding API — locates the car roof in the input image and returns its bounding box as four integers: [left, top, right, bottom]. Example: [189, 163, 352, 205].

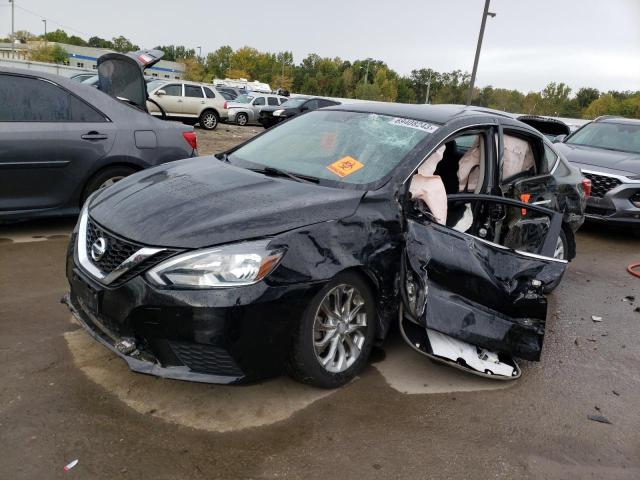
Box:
[324, 102, 515, 125]
[594, 116, 640, 125]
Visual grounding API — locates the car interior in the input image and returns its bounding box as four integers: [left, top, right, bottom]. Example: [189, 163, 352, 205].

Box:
[408, 129, 553, 256]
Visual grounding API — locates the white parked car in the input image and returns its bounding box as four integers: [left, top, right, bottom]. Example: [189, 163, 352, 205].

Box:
[227, 93, 288, 126]
[146, 80, 228, 130]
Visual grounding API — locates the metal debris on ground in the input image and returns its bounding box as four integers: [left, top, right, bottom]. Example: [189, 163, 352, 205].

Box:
[591, 315, 603, 322]
[623, 295, 635, 302]
[64, 459, 78, 471]
[587, 414, 612, 424]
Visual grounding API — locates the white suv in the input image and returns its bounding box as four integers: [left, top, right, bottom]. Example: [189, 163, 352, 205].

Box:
[147, 80, 228, 130]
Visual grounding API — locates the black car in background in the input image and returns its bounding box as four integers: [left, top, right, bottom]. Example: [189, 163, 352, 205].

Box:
[0, 51, 197, 222]
[65, 104, 586, 388]
[258, 96, 341, 128]
[554, 116, 640, 234]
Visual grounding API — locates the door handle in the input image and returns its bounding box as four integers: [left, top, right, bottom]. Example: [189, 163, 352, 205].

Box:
[81, 132, 108, 140]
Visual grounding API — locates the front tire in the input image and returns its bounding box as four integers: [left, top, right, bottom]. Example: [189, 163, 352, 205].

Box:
[199, 110, 219, 130]
[286, 272, 376, 388]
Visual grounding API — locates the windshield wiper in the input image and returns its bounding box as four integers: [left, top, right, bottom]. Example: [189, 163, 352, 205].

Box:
[250, 167, 319, 184]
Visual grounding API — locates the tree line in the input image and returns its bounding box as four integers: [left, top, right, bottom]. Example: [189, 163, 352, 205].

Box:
[4, 29, 639, 119]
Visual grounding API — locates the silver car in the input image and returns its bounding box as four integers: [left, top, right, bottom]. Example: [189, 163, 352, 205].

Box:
[227, 93, 288, 126]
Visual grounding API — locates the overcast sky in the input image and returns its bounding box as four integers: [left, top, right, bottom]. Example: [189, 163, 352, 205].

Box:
[2, 0, 639, 93]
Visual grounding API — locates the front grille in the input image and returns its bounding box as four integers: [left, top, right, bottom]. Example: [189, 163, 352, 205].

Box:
[169, 341, 243, 376]
[85, 216, 180, 285]
[583, 172, 622, 198]
[86, 218, 141, 274]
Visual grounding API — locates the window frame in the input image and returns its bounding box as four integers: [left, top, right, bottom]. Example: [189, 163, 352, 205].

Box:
[252, 96, 266, 106]
[184, 84, 205, 98]
[0, 73, 108, 123]
[267, 96, 279, 106]
[159, 83, 184, 97]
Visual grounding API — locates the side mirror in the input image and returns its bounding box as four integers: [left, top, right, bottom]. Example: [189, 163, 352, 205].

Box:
[553, 134, 567, 143]
[300, 104, 309, 111]
[155, 89, 166, 96]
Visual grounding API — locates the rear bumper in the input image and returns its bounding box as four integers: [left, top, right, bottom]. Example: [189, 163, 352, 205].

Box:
[65, 246, 322, 384]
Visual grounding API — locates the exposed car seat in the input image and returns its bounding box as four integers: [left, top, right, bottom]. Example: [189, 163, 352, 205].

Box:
[502, 134, 535, 180]
[457, 136, 482, 193]
[409, 145, 447, 224]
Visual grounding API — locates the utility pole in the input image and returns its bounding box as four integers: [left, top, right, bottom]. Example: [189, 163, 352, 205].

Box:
[425, 70, 432, 104]
[9, 0, 15, 59]
[197, 46, 202, 61]
[42, 19, 47, 47]
[466, 0, 496, 106]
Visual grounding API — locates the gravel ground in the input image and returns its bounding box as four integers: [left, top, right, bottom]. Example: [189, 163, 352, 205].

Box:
[196, 123, 262, 156]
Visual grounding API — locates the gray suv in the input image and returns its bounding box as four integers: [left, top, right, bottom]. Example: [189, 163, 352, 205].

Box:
[555, 116, 640, 233]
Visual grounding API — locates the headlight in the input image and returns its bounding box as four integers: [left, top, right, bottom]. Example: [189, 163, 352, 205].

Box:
[272, 109, 285, 117]
[146, 240, 284, 288]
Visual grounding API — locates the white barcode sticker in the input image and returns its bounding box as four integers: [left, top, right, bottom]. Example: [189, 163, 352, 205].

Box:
[389, 117, 439, 133]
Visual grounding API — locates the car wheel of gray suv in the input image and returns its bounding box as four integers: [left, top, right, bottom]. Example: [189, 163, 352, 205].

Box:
[199, 110, 219, 130]
[236, 113, 248, 126]
[286, 272, 376, 388]
[81, 166, 136, 205]
[543, 228, 569, 293]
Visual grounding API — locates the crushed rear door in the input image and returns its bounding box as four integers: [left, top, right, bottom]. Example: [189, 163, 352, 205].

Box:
[400, 194, 567, 379]
[97, 49, 163, 112]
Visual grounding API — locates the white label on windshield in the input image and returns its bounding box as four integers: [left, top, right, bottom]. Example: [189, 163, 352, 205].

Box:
[389, 117, 439, 133]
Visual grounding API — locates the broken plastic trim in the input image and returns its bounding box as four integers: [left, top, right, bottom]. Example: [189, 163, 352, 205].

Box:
[398, 304, 521, 380]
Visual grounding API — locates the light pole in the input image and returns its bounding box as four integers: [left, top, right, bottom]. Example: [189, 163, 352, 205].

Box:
[197, 46, 202, 61]
[363, 58, 370, 84]
[425, 70, 432, 104]
[42, 19, 47, 47]
[9, 0, 15, 59]
[466, 0, 496, 106]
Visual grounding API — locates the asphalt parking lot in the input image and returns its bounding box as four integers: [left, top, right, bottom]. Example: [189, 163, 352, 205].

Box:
[1, 127, 639, 479]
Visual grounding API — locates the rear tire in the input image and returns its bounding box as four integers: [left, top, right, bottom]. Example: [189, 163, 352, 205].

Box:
[236, 113, 248, 126]
[286, 272, 376, 388]
[81, 166, 135, 206]
[199, 110, 219, 130]
[544, 228, 569, 293]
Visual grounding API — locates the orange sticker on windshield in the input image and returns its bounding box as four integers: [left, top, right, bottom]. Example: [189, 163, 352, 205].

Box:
[327, 156, 364, 177]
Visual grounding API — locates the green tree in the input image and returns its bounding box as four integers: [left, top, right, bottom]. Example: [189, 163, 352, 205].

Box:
[575, 87, 600, 110]
[111, 36, 139, 53]
[206, 45, 233, 78]
[29, 44, 67, 64]
[88, 36, 113, 49]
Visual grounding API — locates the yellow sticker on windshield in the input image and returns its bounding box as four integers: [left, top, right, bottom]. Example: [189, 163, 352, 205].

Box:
[327, 156, 364, 177]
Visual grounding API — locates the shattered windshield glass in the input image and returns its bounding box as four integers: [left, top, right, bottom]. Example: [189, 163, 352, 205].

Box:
[229, 110, 437, 187]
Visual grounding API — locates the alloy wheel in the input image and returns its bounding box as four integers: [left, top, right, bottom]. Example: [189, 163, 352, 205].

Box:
[553, 236, 565, 260]
[98, 176, 125, 190]
[202, 112, 217, 129]
[237, 114, 248, 126]
[313, 284, 367, 373]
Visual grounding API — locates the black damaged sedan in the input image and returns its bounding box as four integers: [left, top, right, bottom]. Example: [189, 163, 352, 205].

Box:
[65, 103, 587, 388]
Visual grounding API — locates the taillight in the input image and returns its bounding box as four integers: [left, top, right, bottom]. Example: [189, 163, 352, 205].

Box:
[224, 101, 228, 109]
[182, 131, 197, 150]
[581, 178, 592, 198]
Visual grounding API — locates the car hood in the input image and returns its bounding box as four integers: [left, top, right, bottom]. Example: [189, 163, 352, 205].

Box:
[554, 143, 640, 175]
[88, 157, 364, 249]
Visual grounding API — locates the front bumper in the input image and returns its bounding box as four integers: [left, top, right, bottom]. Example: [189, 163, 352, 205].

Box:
[579, 169, 640, 226]
[65, 236, 322, 384]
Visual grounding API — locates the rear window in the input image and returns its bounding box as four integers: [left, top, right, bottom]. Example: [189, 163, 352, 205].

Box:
[229, 110, 436, 188]
[0, 74, 104, 122]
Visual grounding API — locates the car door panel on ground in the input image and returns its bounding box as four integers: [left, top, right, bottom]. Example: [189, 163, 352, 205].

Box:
[401, 195, 566, 371]
[0, 74, 116, 211]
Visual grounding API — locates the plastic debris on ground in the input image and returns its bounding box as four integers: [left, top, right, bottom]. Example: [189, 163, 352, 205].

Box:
[64, 459, 78, 471]
[591, 315, 603, 322]
[587, 414, 612, 425]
